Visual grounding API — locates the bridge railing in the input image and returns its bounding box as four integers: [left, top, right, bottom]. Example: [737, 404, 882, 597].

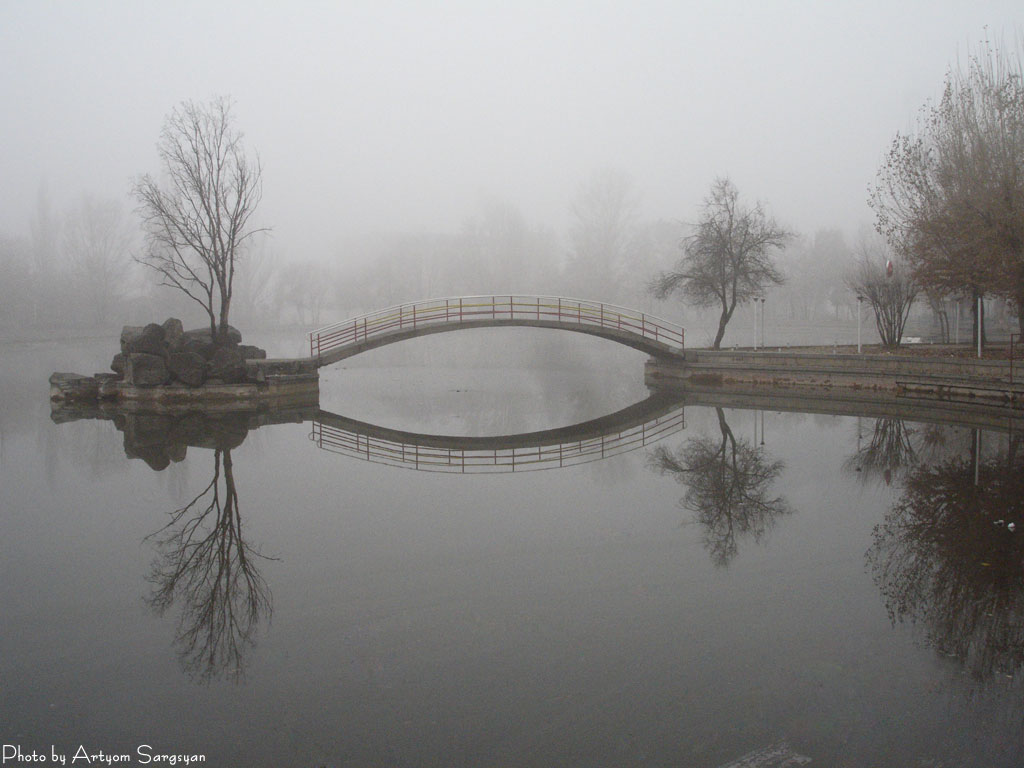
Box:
[310, 295, 684, 359]
[310, 408, 686, 473]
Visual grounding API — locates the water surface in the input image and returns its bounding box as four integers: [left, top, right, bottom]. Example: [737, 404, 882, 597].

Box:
[2, 334, 1022, 766]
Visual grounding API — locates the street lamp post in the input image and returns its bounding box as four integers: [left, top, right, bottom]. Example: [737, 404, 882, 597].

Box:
[753, 300, 758, 350]
[759, 297, 766, 348]
[978, 295, 983, 359]
[857, 295, 864, 353]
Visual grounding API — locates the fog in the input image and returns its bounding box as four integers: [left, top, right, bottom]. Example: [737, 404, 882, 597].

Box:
[1, 1, 1021, 342]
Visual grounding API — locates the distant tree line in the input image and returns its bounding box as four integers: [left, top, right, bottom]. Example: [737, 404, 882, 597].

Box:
[5, 36, 1021, 353]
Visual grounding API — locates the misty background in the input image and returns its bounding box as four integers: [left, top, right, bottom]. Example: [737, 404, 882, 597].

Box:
[2, 1, 1021, 347]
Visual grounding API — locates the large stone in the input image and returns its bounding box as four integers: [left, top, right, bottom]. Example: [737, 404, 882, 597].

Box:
[184, 324, 242, 346]
[238, 344, 267, 360]
[208, 345, 247, 383]
[167, 350, 207, 387]
[181, 337, 217, 360]
[120, 326, 144, 355]
[111, 353, 126, 376]
[124, 323, 167, 357]
[49, 372, 99, 402]
[124, 353, 169, 387]
[162, 317, 185, 351]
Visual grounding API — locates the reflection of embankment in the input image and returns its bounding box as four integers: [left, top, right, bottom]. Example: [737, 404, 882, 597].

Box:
[654, 382, 1024, 434]
[312, 392, 685, 472]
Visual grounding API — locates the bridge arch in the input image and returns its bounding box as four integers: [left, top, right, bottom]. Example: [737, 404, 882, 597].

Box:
[309, 295, 685, 366]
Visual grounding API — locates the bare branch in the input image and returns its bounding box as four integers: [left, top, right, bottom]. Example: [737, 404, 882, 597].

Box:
[133, 96, 266, 341]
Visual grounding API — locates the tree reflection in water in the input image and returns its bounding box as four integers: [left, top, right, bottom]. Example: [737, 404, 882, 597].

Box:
[844, 417, 970, 487]
[868, 434, 1024, 683]
[145, 447, 273, 682]
[649, 407, 792, 566]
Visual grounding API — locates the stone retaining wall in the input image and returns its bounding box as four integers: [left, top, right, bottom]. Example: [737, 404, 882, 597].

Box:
[645, 350, 1023, 407]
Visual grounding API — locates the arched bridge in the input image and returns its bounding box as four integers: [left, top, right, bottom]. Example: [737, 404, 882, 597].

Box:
[309, 295, 685, 366]
[311, 391, 686, 473]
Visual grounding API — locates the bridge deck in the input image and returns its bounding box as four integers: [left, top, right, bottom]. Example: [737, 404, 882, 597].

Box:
[310, 295, 685, 366]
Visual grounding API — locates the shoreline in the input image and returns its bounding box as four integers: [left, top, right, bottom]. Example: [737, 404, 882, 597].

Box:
[645, 346, 1024, 409]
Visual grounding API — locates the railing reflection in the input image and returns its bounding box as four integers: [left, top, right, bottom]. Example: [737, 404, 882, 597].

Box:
[311, 393, 686, 473]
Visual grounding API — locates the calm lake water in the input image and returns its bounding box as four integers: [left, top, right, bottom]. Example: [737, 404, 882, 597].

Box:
[2, 333, 1023, 767]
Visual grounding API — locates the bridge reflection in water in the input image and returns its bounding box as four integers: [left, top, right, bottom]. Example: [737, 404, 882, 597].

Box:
[311, 392, 686, 473]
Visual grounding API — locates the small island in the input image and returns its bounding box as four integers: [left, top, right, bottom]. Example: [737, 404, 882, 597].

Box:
[49, 317, 318, 409]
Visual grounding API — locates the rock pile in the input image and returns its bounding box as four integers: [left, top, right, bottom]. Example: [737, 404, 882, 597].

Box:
[114, 318, 267, 387]
[50, 318, 268, 401]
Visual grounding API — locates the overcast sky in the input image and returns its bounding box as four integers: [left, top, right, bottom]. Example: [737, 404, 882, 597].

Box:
[2, 1, 1021, 260]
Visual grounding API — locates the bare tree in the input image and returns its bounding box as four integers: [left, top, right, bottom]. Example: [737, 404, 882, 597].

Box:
[134, 97, 265, 342]
[870, 38, 1024, 342]
[651, 178, 791, 349]
[846, 237, 919, 348]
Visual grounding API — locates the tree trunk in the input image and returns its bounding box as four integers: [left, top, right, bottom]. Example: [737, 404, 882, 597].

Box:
[713, 307, 732, 349]
[217, 297, 232, 345]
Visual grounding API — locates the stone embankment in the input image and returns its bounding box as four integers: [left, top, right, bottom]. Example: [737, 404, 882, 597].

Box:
[50, 318, 318, 409]
[645, 348, 1024, 408]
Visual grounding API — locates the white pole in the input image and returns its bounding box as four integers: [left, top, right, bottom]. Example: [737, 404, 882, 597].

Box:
[857, 299, 862, 353]
[753, 301, 758, 350]
[978, 295, 983, 358]
[954, 300, 959, 345]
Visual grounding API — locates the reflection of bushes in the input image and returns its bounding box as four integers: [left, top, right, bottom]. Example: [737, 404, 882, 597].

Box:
[868, 452, 1024, 681]
[146, 448, 273, 682]
[844, 418, 917, 485]
[649, 407, 791, 566]
[845, 419, 974, 487]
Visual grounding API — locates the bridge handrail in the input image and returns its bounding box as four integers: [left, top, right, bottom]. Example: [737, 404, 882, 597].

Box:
[309, 294, 684, 358]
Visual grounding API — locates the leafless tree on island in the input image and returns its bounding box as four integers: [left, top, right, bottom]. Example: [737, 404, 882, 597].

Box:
[134, 96, 266, 343]
[650, 178, 791, 349]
